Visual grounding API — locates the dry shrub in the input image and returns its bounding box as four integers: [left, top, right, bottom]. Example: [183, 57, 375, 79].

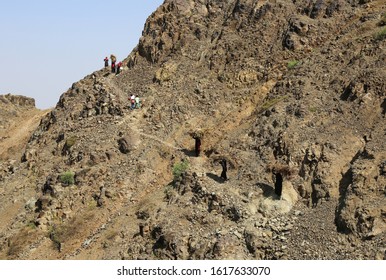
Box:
[49, 212, 95, 250]
[7, 227, 40, 259]
[266, 163, 297, 179]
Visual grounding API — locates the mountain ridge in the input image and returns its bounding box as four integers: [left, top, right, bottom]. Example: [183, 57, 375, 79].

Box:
[0, 0, 385, 260]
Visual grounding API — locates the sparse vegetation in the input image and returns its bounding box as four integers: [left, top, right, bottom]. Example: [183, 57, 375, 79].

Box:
[87, 199, 97, 210]
[374, 27, 386, 41]
[48, 225, 62, 250]
[7, 228, 39, 258]
[26, 221, 37, 230]
[379, 12, 386, 26]
[172, 159, 189, 182]
[105, 230, 119, 241]
[287, 60, 299, 69]
[64, 136, 77, 149]
[164, 184, 178, 204]
[260, 96, 287, 111]
[49, 212, 94, 251]
[266, 163, 297, 179]
[60, 171, 75, 186]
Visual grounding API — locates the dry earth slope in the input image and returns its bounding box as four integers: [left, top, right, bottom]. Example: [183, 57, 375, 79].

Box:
[0, 94, 49, 171]
[0, 0, 385, 260]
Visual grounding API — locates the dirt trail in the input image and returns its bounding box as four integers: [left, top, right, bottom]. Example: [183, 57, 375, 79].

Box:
[115, 96, 182, 151]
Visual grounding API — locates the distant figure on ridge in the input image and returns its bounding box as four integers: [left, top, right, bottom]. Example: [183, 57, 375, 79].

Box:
[116, 61, 123, 75]
[104, 57, 109, 67]
[110, 54, 117, 73]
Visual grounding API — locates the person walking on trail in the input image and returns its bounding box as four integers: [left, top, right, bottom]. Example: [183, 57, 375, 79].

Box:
[116, 61, 122, 74]
[273, 170, 283, 199]
[130, 94, 136, 110]
[104, 57, 109, 67]
[110, 54, 117, 73]
[135, 96, 140, 109]
[220, 159, 228, 181]
[193, 135, 201, 157]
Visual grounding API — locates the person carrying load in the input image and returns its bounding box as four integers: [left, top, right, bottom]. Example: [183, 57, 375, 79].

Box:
[110, 54, 117, 73]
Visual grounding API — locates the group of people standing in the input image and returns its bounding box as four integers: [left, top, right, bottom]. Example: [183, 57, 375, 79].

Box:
[104, 55, 122, 74]
[104, 55, 141, 110]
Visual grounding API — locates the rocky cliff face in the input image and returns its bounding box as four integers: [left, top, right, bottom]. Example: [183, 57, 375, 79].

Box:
[0, 0, 385, 260]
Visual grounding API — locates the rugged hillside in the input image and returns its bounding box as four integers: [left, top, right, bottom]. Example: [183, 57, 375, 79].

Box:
[0, 0, 385, 260]
[0, 94, 48, 175]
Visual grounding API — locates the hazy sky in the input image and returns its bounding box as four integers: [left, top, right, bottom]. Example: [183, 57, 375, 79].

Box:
[0, 0, 164, 109]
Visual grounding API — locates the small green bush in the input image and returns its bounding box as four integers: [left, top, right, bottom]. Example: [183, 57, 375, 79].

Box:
[64, 136, 77, 149]
[60, 171, 75, 186]
[260, 96, 287, 111]
[379, 12, 386, 26]
[48, 225, 62, 250]
[287, 60, 299, 69]
[172, 159, 189, 182]
[374, 27, 386, 41]
[26, 221, 37, 230]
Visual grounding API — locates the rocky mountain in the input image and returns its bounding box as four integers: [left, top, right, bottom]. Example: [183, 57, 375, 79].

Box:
[0, 0, 385, 260]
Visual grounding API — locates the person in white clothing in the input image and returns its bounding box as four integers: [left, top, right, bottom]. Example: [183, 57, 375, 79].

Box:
[130, 95, 136, 110]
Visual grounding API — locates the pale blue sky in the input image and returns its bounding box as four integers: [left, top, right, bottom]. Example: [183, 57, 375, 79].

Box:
[0, 0, 164, 109]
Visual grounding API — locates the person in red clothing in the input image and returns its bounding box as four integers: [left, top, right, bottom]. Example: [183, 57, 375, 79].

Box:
[104, 57, 109, 67]
[110, 54, 117, 73]
[116, 61, 122, 74]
